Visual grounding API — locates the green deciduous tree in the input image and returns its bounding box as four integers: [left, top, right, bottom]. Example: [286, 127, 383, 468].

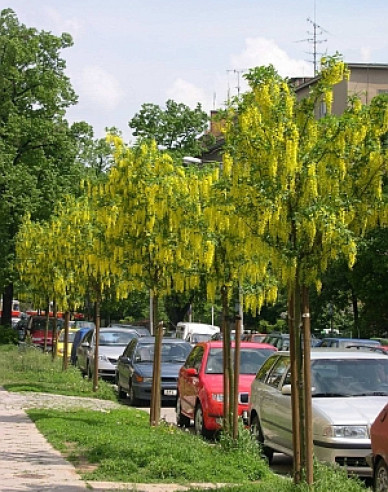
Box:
[0, 9, 84, 325]
[129, 99, 212, 157]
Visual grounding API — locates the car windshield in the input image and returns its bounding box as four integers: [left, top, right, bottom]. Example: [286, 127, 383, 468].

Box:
[311, 358, 388, 397]
[58, 331, 77, 343]
[134, 343, 191, 363]
[31, 318, 63, 332]
[98, 331, 137, 346]
[206, 347, 274, 375]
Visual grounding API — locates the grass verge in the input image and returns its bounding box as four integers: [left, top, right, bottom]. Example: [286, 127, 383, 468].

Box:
[0, 344, 116, 400]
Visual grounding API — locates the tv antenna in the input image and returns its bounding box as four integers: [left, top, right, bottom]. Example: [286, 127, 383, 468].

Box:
[226, 69, 247, 100]
[296, 2, 328, 75]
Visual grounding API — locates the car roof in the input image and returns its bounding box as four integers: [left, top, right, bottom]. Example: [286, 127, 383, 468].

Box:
[273, 348, 388, 360]
[136, 337, 191, 344]
[99, 327, 139, 333]
[194, 341, 277, 349]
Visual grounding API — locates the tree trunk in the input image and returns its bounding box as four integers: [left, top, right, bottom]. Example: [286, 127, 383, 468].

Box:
[221, 286, 230, 434]
[62, 311, 70, 371]
[44, 300, 50, 353]
[232, 315, 242, 440]
[150, 319, 163, 426]
[301, 285, 313, 485]
[1, 283, 13, 327]
[93, 300, 101, 392]
[288, 286, 301, 484]
[51, 300, 58, 361]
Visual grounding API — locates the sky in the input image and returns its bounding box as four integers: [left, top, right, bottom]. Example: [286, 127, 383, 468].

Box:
[3, 1, 388, 141]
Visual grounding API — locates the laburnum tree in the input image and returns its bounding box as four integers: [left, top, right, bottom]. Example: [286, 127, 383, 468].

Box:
[222, 56, 388, 484]
[100, 137, 205, 425]
[0, 9, 87, 327]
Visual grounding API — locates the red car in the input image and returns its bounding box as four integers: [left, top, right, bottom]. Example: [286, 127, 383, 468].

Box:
[370, 403, 388, 491]
[176, 340, 277, 438]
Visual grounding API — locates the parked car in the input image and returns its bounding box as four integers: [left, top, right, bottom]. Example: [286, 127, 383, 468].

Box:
[56, 325, 78, 358]
[176, 341, 277, 437]
[115, 337, 192, 405]
[70, 325, 94, 365]
[76, 327, 140, 380]
[248, 349, 388, 476]
[263, 332, 320, 350]
[242, 333, 267, 343]
[369, 403, 388, 491]
[26, 315, 64, 350]
[109, 323, 151, 337]
[318, 337, 382, 349]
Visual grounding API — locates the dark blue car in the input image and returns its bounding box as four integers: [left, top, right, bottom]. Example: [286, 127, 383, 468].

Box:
[115, 336, 192, 405]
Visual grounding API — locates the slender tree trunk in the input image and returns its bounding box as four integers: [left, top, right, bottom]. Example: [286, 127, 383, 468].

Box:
[62, 311, 70, 371]
[93, 299, 101, 392]
[301, 285, 313, 484]
[288, 286, 301, 484]
[44, 299, 50, 353]
[351, 289, 360, 338]
[51, 300, 58, 361]
[232, 315, 242, 440]
[221, 285, 230, 433]
[1, 283, 13, 327]
[150, 319, 163, 426]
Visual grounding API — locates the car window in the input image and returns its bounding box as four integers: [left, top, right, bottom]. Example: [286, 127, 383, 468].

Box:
[185, 346, 204, 371]
[58, 331, 77, 343]
[98, 330, 137, 346]
[266, 357, 290, 388]
[256, 356, 278, 381]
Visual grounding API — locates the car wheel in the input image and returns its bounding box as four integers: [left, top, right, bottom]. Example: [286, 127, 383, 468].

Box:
[176, 396, 191, 427]
[375, 458, 388, 492]
[194, 403, 213, 439]
[127, 381, 138, 406]
[251, 414, 274, 464]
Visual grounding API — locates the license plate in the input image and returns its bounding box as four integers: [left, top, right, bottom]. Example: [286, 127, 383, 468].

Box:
[163, 389, 177, 396]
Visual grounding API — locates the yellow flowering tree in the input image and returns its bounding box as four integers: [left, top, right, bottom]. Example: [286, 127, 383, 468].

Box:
[102, 137, 203, 425]
[223, 55, 388, 483]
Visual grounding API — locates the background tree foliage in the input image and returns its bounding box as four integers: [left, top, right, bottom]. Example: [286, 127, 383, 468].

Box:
[0, 9, 88, 325]
[129, 99, 213, 157]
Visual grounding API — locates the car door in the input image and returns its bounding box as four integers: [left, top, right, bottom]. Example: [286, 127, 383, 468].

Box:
[179, 345, 204, 418]
[77, 330, 93, 372]
[259, 355, 291, 450]
[118, 338, 137, 391]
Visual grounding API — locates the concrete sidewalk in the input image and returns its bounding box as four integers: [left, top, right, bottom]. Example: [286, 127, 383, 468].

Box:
[0, 388, 221, 492]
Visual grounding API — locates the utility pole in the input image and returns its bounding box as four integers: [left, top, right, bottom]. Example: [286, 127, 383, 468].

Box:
[226, 69, 247, 99]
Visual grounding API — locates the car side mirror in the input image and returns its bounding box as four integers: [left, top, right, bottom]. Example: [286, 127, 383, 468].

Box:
[281, 384, 292, 395]
[81, 342, 90, 348]
[186, 367, 198, 377]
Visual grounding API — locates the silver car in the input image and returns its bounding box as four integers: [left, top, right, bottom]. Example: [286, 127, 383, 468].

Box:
[248, 349, 388, 477]
[76, 327, 139, 380]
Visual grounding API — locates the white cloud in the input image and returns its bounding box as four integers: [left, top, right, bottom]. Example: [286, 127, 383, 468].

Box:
[360, 47, 371, 62]
[44, 7, 83, 39]
[230, 37, 313, 79]
[76, 66, 125, 111]
[166, 78, 210, 110]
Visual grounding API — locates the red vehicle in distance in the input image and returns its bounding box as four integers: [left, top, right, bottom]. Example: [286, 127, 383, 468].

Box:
[176, 340, 277, 438]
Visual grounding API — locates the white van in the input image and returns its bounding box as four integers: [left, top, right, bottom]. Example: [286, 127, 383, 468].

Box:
[176, 322, 220, 345]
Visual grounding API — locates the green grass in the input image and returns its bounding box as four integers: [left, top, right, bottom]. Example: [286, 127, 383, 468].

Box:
[0, 344, 116, 400]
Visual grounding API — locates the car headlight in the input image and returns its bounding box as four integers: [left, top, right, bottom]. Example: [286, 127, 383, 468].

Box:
[134, 374, 152, 383]
[212, 393, 224, 402]
[323, 425, 368, 439]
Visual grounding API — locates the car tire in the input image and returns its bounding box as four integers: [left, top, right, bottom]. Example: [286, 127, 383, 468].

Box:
[194, 403, 213, 439]
[251, 415, 274, 464]
[127, 381, 138, 406]
[176, 396, 191, 427]
[374, 458, 388, 492]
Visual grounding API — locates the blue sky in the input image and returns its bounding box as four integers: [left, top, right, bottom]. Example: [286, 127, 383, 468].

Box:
[3, 1, 388, 141]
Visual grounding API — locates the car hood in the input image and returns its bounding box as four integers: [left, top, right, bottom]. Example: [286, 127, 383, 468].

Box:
[98, 345, 126, 358]
[313, 397, 387, 426]
[135, 362, 184, 378]
[200, 374, 255, 393]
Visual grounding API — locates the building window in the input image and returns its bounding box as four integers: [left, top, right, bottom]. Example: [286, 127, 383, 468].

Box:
[319, 101, 327, 117]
